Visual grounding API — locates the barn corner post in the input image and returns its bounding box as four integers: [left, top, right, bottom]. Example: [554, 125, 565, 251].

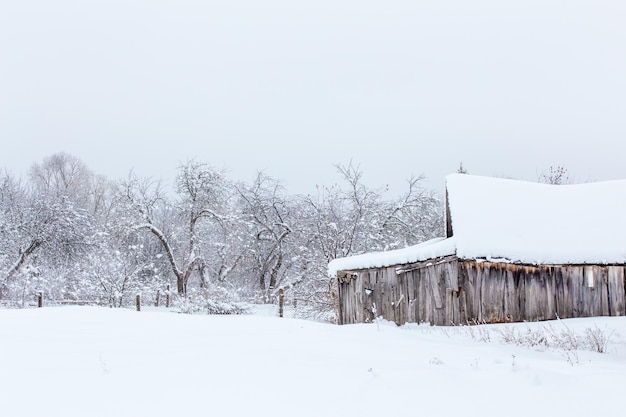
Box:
[336, 271, 345, 325]
[333, 274, 343, 325]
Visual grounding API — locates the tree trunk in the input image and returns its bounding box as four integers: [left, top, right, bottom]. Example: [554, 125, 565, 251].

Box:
[177, 274, 186, 295]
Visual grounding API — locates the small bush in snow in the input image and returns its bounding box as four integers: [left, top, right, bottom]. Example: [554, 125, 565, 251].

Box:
[493, 320, 616, 362]
[495, 326, 549, 349]
[583, 325, 614, 353]
[176, 287, 249, 315]
[454, 319, 617, 365]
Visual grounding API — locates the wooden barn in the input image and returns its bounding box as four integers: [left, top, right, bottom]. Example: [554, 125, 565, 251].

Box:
[329, 174, 626, 326]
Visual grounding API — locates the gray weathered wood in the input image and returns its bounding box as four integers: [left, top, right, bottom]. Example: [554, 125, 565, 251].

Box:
[337, 258, 626, 326]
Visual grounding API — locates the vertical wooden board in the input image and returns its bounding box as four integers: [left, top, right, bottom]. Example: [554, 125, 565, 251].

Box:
[569, 266, 582, 317]
[491, 265, 506, 323]
[387, 271, 397, 323]
[479, 263, 497, 323]
[347, 279, 355, 324]
[587, 266, 598, 317]
[561, 266, 573, 318]
[459, 262, 470, 322]
[517, 267, 526, 320]
[532, 267, 545, 321]
[412, 269, 421, 322]
[578, 266, 588, 317]
[431, 265, 444, 310]
[383, 281, 393, 322]
[523, 268, 540, 321]
[380, 270, 390, 320]
[416, 268, 426, 323]
[353, 273, 361, 323]
[337, 280, 344, 324]
[463, 262, 478, 323]
[375, 280, 385, 321]
[395, 272, 407, 325]
[537, 266, 554, 320]
[475, 265, 489, 323]
[416, 269, 423, 323]
[543, 266, 557, 320]
[620, 266, 626, 315]
[449, 261, 460, 325]
[420, 267, 434, 323]
[373, 280, 383, 320]
[404, 271, 415, 323]
[424, 268, 435, 324]
[503, 268, 518, 322]
[481, 264, 493, 323]
[478, 264, 489, 323]
[382, 281, 392, 322]
[387, 266, 398, 286]
[435, 264, 447, 325]
[354, 273, 362, 323]
[585, 267, 596, 316]
[525, 268, 537, 321]
[493, 264, 503, 322]
[470, 264, 479, 323]
[438, 264, 448, 324]
[598, 266, 610, 316]
[563, 267, 574, 318]
[362, 272, 374, 323]
[390, 283, 398, 324]
[608, 267, 625, 316]
[554, 267, 566, 319]
[344, 281, 351, 324]
[401, 268, 409, 324]
[348, 281, 358, 324]
[411, 270, 420, 323]
[533, 267, 554, 320]
[439, 263, 450, 313]
[381, 267, 399, 324]
[574, 266, 585, 318]
[538, 267, 549, 321]
[338, 282, 347, 324]
[407, 271, 419, 323]
[376, 269, 386, 321]
[447, 260, 459, 290]
[471, 262, 481, 322]
[377, 281, 386, 322]
[456, 263, 467, 324]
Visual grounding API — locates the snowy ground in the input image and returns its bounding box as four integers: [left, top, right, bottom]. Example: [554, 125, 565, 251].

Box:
[1, 307, 625, 417]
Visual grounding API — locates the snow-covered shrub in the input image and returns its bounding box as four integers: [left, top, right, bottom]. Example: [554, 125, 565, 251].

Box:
[176, 286, 249, 315]
[495, 326, 549, 349]
[494, 320, 617, 361]
[583, 325, 614, 353]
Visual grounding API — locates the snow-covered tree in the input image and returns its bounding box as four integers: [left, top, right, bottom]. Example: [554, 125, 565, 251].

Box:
[237, 172, 294, 302]
[123, 161, 232, 295]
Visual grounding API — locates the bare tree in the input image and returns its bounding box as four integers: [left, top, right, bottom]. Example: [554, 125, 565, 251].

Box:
[0, 168, 93, 302]
[237, 172, 293, 302]
[122, 161, 230, 295]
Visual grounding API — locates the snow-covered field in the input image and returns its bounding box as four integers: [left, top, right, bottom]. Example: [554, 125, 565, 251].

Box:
[1, 307, 625, 417]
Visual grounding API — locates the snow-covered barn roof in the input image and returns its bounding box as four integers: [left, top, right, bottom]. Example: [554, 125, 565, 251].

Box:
[328, 174, 626, 276]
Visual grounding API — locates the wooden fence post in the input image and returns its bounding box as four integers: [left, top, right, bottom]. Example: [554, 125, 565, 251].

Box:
[136, 294, 141, 312]
[155, 290, 160, 307]
[38, 292, 43, 308]
[166, 284, 171, 308]
[278, 288, 284, 318]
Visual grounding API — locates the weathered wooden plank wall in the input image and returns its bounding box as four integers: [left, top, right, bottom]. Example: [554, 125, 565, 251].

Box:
[338, 260, 626, 326]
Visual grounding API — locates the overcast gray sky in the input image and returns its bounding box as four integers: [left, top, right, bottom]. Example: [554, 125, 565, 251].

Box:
[1, 1, 625, 194]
